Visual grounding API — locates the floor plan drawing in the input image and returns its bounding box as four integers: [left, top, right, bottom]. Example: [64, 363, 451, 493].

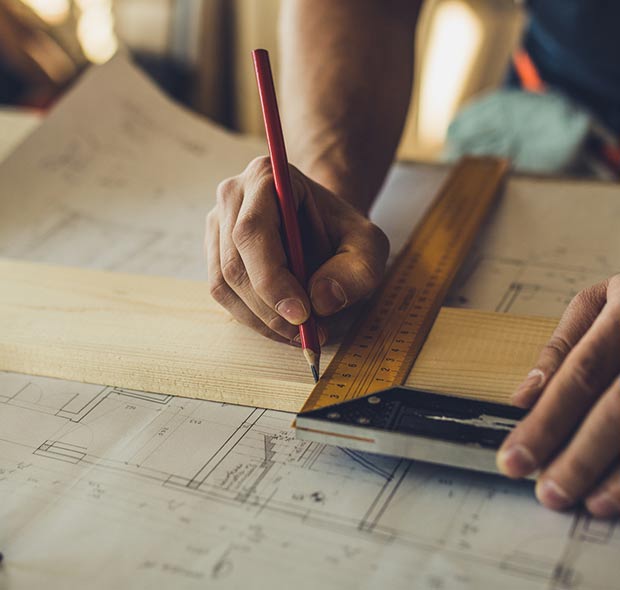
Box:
[1, 58, 618, 589]
[1, 371, 617, 589]
[448, 255, 613, 316]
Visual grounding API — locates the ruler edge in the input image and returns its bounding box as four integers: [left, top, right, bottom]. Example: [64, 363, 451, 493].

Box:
[299, 156, 511, 415]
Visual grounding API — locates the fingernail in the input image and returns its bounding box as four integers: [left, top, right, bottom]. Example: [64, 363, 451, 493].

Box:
[497, 444, 537, 477]
[512, 369, 546, 406]
[587, 492, 620, 518]
[525, 368, 546, 388]
[514, 368, 545, 395]
[536, 479, 571, 510]
[310, 279, 347, 316]
[275, 298, 308, 325]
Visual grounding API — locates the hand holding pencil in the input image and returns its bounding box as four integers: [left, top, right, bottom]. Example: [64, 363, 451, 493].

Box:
[204, 50, 389, 380]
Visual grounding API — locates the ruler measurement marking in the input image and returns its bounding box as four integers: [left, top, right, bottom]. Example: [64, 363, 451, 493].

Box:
[301, 158, 509, 413]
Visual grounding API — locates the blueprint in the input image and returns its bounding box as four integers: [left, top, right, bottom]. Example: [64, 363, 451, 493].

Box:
[0, 56, 618, 589]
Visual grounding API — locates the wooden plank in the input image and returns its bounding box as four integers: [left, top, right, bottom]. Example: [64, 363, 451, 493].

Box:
[301, 157, 509, 412]
[0, 258, 556, 412]
[406, 307, 557, 402]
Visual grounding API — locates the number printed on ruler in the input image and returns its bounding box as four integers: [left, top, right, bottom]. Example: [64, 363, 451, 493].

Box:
[301, 157, 510, 413]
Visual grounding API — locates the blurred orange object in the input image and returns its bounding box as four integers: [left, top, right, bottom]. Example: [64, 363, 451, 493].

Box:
[512, 47, 546, 94]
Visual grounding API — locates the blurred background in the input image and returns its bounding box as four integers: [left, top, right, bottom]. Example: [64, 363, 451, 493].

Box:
[0, 0, 524, 161]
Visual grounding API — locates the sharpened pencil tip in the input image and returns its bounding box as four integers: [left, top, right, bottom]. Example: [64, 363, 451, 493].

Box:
[303, 348, 320, 383]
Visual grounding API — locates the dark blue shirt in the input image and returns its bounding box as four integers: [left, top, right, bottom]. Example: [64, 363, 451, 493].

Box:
[525, 0, 620, 134]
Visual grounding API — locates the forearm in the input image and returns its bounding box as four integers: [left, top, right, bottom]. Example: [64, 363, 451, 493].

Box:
[279, 0, 421, 214]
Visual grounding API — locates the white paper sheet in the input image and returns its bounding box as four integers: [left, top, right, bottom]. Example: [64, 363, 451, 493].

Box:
[0, 56, 618, 590]
[0, 108, 40, 162]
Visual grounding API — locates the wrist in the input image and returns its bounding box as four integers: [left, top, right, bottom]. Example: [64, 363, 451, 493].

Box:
[301, 159, 375, 216]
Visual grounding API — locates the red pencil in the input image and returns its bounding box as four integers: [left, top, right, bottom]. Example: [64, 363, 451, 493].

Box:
[252, 48, 321, 382]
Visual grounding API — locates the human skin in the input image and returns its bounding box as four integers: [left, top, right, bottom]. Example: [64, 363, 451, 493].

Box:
[205, 0, 620, 517]
[498, 276, 620, 518]
[205, 0, 420, 344]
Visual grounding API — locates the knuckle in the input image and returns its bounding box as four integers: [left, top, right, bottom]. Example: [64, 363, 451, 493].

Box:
[543, 335, 572, 362]
[216, 177, 239, 206]
[569, 350, 606, 399]
[251, 264, 291, 299]
[232, 214, 262, 249]
[220, 254, 247, 286]
[251, 272, 275, 298]
[209, 277, 232, 305]
[245, 156, 273, 178]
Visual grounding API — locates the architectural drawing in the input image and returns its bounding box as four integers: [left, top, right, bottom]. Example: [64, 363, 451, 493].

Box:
[0, 57, 618, 589]
[448, 255, 613, 316]
[1, 372, 617, 589]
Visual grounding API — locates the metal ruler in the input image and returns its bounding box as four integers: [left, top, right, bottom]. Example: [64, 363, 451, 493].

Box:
[299, 156, 509, 415]
[296, 386, 531, 478]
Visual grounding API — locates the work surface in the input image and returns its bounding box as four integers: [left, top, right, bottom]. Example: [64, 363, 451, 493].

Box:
[0, 57, 619, 589]
[0, 258, 558, 411]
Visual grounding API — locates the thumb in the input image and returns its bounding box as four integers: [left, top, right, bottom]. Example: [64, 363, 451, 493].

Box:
[308, 222, 389, 317]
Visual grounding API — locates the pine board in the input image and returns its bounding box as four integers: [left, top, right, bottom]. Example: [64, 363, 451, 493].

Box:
[0, 258, 557, 412]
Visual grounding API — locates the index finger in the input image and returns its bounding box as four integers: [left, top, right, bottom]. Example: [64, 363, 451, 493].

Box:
[233, 170, 311, 326]
[498, 299, 620, 478]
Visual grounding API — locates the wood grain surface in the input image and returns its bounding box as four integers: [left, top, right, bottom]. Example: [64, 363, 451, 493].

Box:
[0, 258, 557, 412]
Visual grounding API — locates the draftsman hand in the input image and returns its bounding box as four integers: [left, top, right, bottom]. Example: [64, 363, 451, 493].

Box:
[498, 275, 620, 517]
[205, 157, 389, 344]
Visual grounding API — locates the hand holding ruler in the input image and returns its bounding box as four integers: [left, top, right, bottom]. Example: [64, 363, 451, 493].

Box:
[295, 157, 530, 477]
